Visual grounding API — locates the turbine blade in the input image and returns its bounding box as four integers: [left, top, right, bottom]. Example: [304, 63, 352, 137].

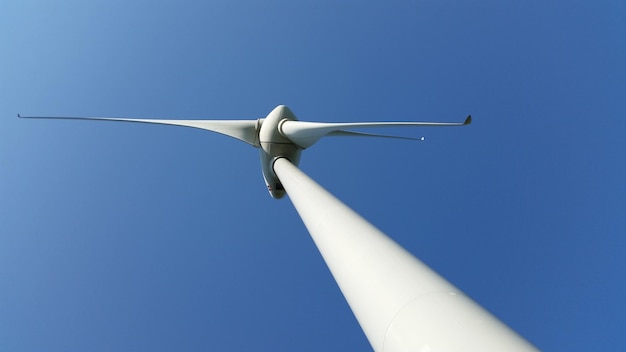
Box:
[18, 115, 261, 147]
[327, 130, 425, 142]
[280, 115, 470, 148]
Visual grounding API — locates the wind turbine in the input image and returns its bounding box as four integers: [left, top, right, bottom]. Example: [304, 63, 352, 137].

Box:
[20, 105, 538, 351]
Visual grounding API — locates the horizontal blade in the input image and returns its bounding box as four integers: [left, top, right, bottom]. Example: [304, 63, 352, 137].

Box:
[280, 115, 471, 148]
[327, 130, 425, 142]
[18, 115, 261, 147]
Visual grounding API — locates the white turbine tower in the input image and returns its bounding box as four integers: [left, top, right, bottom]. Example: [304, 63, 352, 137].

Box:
[20, 105, 538, 351]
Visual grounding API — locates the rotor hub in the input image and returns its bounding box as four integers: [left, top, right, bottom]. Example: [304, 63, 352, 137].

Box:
[258, 105, 302, 198]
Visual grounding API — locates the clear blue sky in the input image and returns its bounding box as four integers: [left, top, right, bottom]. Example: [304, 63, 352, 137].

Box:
[1, 1, 625, 351]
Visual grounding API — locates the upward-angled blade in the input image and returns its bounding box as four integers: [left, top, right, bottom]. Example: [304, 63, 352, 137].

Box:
[280, 115, 471, 148]
[18, 115, 261, 147]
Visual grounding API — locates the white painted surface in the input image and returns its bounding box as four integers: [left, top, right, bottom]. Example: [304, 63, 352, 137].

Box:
[279, 117, 469, 148]
[18, 115, 261, 146]
[273, 157, 538, 352]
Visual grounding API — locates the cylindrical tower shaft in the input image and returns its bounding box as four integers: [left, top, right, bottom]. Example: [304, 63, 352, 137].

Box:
[273, 157, 537, 352]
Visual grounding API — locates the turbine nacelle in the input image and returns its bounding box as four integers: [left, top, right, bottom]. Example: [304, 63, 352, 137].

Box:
[258, 105, 302, 199]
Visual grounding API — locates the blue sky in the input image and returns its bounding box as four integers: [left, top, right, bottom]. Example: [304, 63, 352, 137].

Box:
[1, 1, 625, 350]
